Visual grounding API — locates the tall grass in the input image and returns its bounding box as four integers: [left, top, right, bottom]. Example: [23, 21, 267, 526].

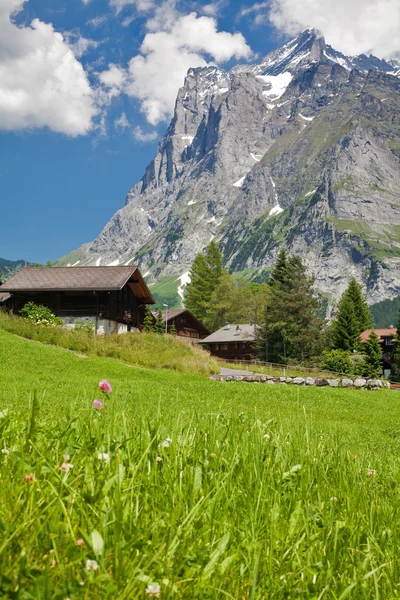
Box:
[1, 385, 400, 598]
[0, 312, 218, 375]
[1, 329, 400, 597]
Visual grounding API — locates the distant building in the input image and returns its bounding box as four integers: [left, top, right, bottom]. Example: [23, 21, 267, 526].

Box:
[154, 309, 210, 340]
[0, 292, 11, 311]
[360, 326, 396, 376]
[199, 322, 257, 360]
[0, 266, 154, 334]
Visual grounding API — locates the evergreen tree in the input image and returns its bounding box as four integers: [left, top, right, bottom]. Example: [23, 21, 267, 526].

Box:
[185, 241, 225, 322]
[331, 279, 373, 351]
[269, 249, 288, 288]
[391, 308, 400, 380]
[204, 272, 269, 332]
[346, 278, 373, 333]
[143, 305, 155, 333]
[169, 322, 177, 335]
[258, 254, 324, 362]
[361, 331, 382, 378]
[155, 310, 165, 334]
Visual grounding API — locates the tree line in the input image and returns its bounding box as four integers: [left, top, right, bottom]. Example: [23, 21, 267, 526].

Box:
[184, 242, 384, 377]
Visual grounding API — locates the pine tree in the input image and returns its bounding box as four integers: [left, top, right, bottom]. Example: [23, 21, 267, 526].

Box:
[169, 322, 177, 335]
[269, 249, 288, 288]
[143, 305, 155, 333]
[258, 254, 323, 362]
[391, 308, 400, 380]
[185, 241, 225, 322]
[155, 310, 165, 334]
[346, 279, 373, 333]
[331, 279, 373, 351]
[361, 331, 382, 378]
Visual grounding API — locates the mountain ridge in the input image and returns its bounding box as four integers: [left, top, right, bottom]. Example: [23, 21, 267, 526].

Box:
[57, 29, 400, 307]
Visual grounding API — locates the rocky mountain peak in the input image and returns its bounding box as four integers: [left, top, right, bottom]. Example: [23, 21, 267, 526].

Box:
[59, 31, 400, 309]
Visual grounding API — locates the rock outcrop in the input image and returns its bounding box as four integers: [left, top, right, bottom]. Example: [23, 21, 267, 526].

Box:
[58, 29, 400, 305]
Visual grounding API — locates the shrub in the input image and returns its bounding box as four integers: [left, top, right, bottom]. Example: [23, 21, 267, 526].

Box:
[321, 349, 354, 375]
[74, 319, 95, 334]
[19, 302, 63, 327]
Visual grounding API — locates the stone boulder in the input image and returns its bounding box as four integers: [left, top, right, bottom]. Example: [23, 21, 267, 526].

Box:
[327, 379, 339, 388]
[305, 377, 315, 386]
[293, 377, 305, 385]
[341, 378, 353, 388]
[315, 378, 329, 387]
[354, 378, 367, 388]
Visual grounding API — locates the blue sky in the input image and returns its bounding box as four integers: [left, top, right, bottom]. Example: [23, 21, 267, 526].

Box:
[1, 0, 285, 264]
[1, 0, 398, 263]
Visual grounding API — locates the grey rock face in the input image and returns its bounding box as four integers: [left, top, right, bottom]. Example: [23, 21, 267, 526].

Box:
[305, 377, 315, 385]
[60, 29, 400, 306]
[293, 377, 305, 385]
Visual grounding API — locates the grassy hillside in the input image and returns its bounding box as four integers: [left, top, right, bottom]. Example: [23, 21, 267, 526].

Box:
[1, 329, 400, 597]
[0, 257, 34, 280]
[149, 274, 183, 310]
[0, 313, 217, 375]
[370, 297, 400, 327]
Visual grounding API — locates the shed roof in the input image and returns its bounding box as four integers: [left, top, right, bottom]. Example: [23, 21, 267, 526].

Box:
[152, 308, 210, 335]
[200, 323, 256, 344]
[0, 293, 10, 304]
[360, 327, 396, 342]
[0, 266, 154, 304]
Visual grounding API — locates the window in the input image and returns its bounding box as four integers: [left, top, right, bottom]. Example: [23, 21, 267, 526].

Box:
[386, 338, 394, 346]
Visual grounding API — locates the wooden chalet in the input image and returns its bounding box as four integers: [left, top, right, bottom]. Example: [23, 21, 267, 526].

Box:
[360, 325, 396, 376]
[0, 266, 154, 334]
[154, 309, 210, 340]
[199, 322, 257, 360]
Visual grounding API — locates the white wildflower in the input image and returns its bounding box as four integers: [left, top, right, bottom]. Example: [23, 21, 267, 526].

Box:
[85, 559, 99, 571]
[156, 456, 162, 462]
[1, 448, 9, 455]
[97, 453, 110, 463]
[146, 583, 161, 597]
[162, 437, 172, 447]
[263, 434, 270, 441]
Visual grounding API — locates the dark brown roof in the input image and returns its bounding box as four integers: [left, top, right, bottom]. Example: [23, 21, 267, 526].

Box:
[0, 266, 154, 304]
[152, 308, 210, 335]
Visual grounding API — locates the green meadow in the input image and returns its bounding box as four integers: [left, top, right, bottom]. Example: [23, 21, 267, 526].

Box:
[1, 328, 400, 598]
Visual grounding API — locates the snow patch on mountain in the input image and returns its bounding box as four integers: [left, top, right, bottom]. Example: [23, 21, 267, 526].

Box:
[269, 205, 284, 217]
[177, 271, 191, 302]
[233, 175, 247, 187]
[181, 135, 194, 146]
[257, 72, 293, 100]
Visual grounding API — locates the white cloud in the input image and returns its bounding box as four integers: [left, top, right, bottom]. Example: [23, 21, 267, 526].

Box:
[0, 0, 97, 136]
[265, 0, 400, 57]
[115, 112, 130, 128]
[87, 15, 108, 28]
[109, 0, 155, 14]
[201, 2, 227, 17]
[133, 125, 158, 141]
[64, 30, 99, 58]
[125, 10, 252, 125]
[98, 63, 126, 88]
[238, 2, 269, 26]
